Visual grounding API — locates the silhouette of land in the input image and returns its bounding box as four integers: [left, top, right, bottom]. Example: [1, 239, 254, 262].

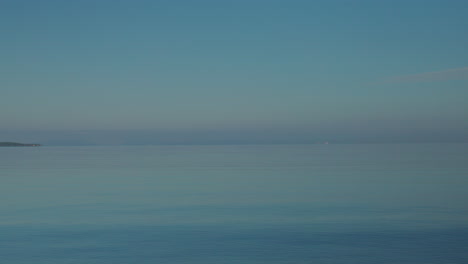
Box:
[0, 142, 41, 147]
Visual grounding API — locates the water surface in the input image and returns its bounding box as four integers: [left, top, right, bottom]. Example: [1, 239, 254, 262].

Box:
[1, 144, 467, 263]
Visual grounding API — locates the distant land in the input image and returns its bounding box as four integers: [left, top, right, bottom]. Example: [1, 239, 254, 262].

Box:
[0, 142, 41, 147]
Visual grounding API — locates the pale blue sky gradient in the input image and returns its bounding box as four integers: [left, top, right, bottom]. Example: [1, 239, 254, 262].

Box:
[1, 0, 467, 145]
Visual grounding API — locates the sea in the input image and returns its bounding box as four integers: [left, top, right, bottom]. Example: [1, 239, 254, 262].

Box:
[1, 143, 467, 263]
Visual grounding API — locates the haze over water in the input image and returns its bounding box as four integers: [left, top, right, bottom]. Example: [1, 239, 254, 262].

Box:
[1, 0, 467, 145]
[1, 1, 468, 262]
[1, 144, 468, 263]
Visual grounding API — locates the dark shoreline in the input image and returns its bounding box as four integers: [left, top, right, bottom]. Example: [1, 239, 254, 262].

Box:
[0, 142, 41, 147]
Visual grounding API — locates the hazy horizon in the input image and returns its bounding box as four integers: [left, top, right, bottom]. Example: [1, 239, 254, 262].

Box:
[2, 127, 467, 146]
[2, 0, 467, 145]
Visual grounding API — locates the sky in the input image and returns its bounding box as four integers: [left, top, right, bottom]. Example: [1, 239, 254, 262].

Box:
[1, 0, 467, 145]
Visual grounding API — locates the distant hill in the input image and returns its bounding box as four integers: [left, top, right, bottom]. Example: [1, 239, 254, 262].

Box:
[0, 142, 41, 147]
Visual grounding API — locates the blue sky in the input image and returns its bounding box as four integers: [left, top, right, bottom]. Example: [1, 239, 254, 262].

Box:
[1, 0, 467, 145]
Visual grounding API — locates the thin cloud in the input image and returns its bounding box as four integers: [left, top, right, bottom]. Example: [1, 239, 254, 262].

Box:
[385, 66, 468, 83]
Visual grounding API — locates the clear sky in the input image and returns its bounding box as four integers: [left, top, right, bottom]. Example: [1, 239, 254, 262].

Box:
[1, 0, 467, 145]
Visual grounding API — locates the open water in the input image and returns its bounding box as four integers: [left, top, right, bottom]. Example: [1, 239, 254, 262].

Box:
[1, 143, 467, 263]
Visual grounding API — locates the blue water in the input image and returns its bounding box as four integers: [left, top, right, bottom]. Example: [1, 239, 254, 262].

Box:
[1, 144, 467, 263]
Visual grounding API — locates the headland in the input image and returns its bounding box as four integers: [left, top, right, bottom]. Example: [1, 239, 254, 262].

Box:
[0, 142, 41, 147]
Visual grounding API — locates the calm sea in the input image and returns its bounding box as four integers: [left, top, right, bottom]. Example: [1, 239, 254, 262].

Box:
[1, 144, 467, 263]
